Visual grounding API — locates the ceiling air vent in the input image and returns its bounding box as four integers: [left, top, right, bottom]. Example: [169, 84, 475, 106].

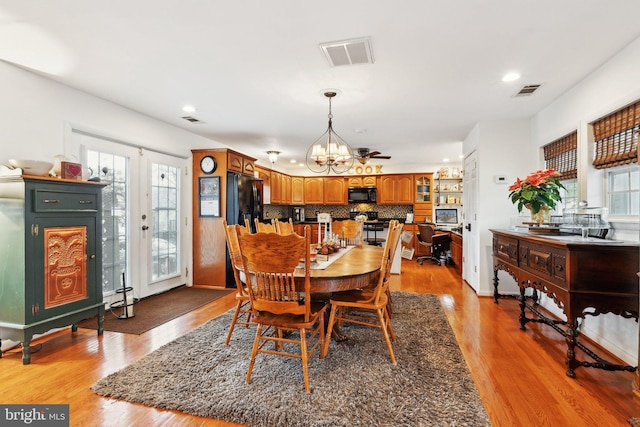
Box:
[181, 116, 205, 124]
[514, 84, 541, 97]
[320, 37, 374, 67]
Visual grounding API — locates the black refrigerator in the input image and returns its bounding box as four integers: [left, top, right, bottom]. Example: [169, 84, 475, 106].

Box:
[225, 172, 263, 286]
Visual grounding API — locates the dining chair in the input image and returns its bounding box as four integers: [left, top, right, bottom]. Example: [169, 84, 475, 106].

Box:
[244, 218, 253, 233]
[331, 219, 363, 246]
[254, 217, 277, 233]
[322, 220, 403, 364]
[236, 225, 328, 392]
[222, 220, 254, 345]
[274, 218, 295, 235]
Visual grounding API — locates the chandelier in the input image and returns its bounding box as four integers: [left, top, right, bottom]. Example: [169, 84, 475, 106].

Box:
[306, 91, 354, 174]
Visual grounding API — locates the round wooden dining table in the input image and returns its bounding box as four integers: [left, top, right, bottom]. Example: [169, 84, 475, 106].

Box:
[294, 245, 383, 293]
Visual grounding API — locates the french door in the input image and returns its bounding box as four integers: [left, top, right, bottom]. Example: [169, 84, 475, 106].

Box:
[69, 130, 187, 300]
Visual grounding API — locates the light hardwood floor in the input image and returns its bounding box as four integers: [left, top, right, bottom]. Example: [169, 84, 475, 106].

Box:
[0, 259, 638, 426]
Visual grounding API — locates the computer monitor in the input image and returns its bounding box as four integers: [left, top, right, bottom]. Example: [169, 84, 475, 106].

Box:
[434, 208, 458, 226]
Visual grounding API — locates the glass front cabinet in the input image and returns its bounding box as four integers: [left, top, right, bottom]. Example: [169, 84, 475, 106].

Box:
[0, 177, 105, 364]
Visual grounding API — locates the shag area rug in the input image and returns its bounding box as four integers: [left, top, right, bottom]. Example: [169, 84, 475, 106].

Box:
[92, 293, 491, 426]
[79, 286, 232, 334]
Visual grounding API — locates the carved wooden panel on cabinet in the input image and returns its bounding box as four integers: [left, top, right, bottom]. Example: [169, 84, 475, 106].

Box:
[304, 177, 324, 204]
[291, 177, 304, 205]
[227, 151, 243, 173]
[324, 177, 347, 204]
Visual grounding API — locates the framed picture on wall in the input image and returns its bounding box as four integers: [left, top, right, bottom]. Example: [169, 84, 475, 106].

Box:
[199, 176, 220, 217]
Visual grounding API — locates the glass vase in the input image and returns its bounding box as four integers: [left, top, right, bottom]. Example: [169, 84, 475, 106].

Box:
[527, 205, 551, 224]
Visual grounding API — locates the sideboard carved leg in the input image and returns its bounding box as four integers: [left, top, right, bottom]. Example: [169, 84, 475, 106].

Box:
[565, 318, 579, 378]
[493, 268, 500, 303]
[518, 286, 527, 330]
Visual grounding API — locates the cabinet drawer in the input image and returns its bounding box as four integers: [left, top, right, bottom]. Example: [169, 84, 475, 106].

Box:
[33, 189, 98, 212]
[493, 235, 518, 263]
[520, 242, 566, 282]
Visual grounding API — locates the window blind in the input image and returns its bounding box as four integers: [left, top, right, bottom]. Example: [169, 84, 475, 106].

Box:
[544, 131, 577, 180]
[592, 100, 639, 169]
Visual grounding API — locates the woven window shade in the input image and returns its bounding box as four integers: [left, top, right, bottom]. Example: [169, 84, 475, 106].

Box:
[544, 131, 577, 180]
[592, 100, 639, 169]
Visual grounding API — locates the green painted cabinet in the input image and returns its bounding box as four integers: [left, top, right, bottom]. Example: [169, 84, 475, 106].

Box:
[0, 176, 105, 364]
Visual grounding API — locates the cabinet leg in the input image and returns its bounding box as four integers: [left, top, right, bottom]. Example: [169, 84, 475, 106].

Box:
[0, 338, 2, 358]
[493, 269, 500, 303]
[565, 318, 579, 378]
[71, 324, 78, 332]
[518, 286, 527, 330]
[21, 338, 31, 365]
[97, 309, 104, 336]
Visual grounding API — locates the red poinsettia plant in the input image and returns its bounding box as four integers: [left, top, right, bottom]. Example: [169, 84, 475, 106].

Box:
[508, 169, 565, 214]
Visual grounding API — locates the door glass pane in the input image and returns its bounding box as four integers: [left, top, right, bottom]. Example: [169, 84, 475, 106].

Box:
[87, 150, 128, 293]
[151, 163, 179, 280]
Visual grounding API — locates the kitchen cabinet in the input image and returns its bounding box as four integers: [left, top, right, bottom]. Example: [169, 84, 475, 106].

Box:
[347, 176, 376, 187]
[304, 177, 324, 204]
[227, 150, 256, 176]
[413, 174, 433, 222]
[324, 177, 347, 204]
[450, 232, 462, 274]
[291, 176, 304, 205]
[282, 174, 292, 204]
[271, 171, 282, 204]
[0, 176, 106, 364]
[377, 174, 413, 205]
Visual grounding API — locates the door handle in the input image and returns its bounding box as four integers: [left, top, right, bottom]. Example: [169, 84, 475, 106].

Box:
[465, 223, 471, 232]
[141, 225, 149, 231]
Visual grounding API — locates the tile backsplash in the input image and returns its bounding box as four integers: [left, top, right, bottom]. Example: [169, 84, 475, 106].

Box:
[264, 204, 413, 220]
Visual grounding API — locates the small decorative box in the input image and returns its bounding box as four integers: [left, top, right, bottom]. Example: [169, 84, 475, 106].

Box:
[61, 161, 83, 180]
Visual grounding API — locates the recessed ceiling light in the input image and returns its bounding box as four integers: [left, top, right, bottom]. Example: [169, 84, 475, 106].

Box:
[459, 154, 464, 159]
[182, 105, 196, 113]
[290, 159, 297, 163]
[502, 72, 521, 82]
[443, 158, 450, 162]
[354, 128, 367, 134]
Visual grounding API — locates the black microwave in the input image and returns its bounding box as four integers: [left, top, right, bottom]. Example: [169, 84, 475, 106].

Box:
[348, 187, 377, 203]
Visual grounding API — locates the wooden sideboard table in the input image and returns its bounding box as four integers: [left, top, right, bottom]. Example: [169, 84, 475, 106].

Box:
[491, 229, 638, 378]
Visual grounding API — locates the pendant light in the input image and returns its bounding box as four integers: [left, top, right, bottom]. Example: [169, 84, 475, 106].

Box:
[306, 91, 354, 174]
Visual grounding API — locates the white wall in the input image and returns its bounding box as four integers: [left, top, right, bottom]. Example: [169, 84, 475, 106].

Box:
[465, 119, 536, 297]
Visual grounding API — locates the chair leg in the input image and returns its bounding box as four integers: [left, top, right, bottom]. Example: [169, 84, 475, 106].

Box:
[377, 308, 396, 365]
[224, 300, 243, 345]
[246, 324, 263, 384]
[300, 327, 310, 392]
[322, 304, 338, 358]
[386, 289, 393, 317]
[384, 306, 396, 342]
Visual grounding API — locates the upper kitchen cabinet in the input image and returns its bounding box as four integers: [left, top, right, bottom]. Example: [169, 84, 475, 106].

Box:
[270, 170, 282, 204]
[413, 173, 433, 223]
[347, 176, 377, 187]
[323, 177, 347, 204]
[227, 150, 256, 176]
[291, 176, 305, 205]
[304, 177, 324, 204]
[282, 174, 292, 204]
[377, 174, 413, 205]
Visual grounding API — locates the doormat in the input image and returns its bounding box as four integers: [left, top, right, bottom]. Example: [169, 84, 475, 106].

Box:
[78, 286, 233, 334]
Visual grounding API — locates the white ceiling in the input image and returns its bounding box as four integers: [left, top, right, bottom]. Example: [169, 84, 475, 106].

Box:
[2, 1, 640, 174]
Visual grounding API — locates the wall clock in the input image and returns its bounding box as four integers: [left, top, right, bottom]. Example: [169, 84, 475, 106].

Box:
[200, 155, 217, 174]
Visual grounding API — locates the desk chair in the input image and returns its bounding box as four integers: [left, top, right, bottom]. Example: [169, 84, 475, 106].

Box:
[416, 223, 451, 266]
[237, 225, 328, 392]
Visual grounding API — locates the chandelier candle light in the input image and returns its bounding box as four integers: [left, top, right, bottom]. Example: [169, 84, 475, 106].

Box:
[306, 91, 355, 174]
[508, 169, 565, 224]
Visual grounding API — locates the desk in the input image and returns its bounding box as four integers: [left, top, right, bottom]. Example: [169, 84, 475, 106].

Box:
[295, 245, 383, 293]
[491, 229, 638, 378]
